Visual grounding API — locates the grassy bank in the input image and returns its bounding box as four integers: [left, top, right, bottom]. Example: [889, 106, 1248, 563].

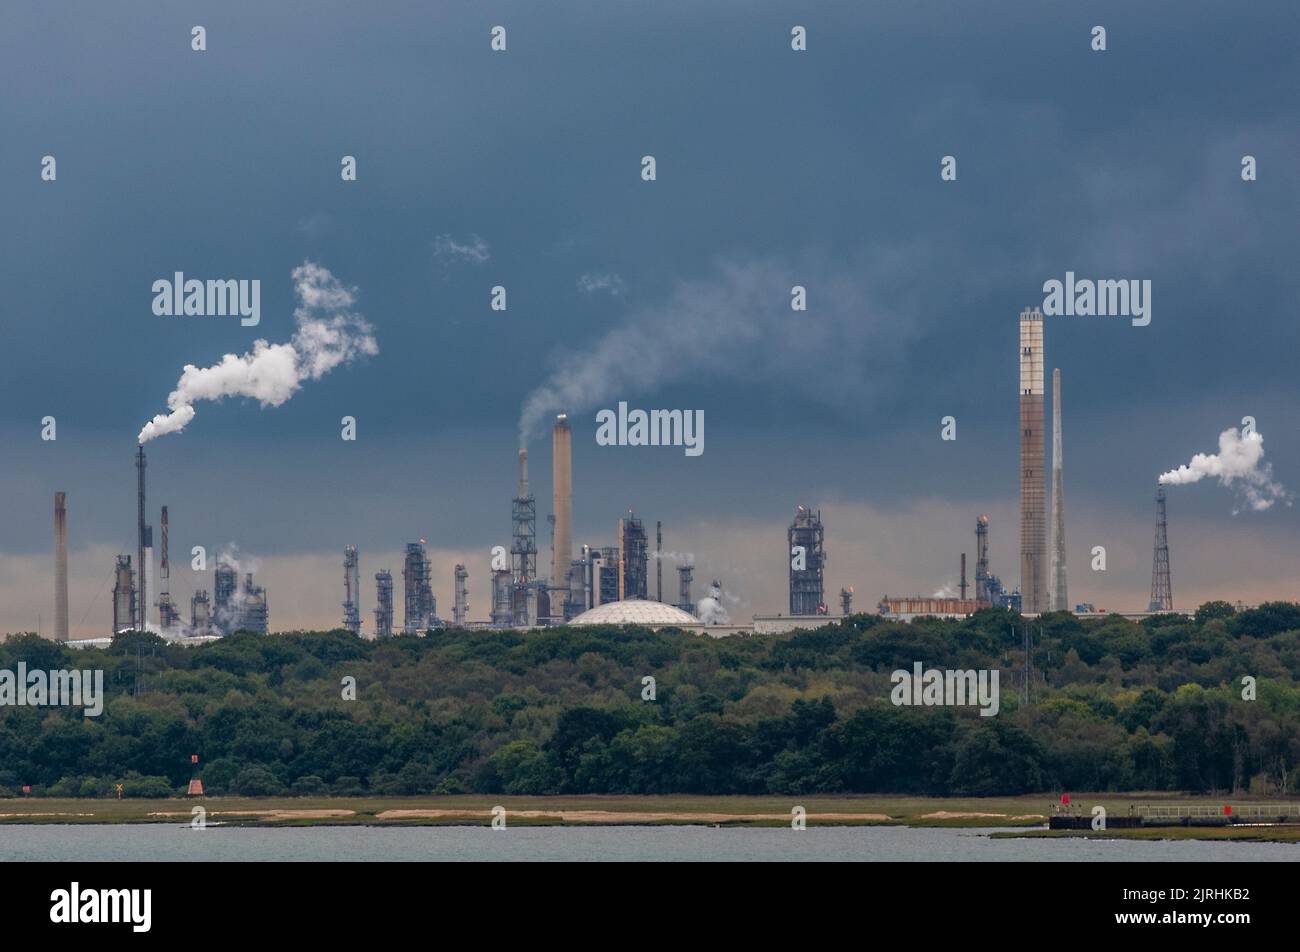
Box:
[4, 793, 1296, 835]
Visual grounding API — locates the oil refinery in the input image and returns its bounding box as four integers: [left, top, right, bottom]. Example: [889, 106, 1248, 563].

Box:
[46, 307, 1199, 644]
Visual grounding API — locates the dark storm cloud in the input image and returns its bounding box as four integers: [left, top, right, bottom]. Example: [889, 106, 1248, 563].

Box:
[1, 0, 1296, 631]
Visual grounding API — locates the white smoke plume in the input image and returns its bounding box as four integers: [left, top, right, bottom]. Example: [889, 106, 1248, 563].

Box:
[697, 581, 730, 625]
[932, 582, 958, 599]
[143, 620, 191, 641]
[211, 545, 262, 635]
[137, 262, 377, 442]
[1159, 426, 1291, 513]
[517, 256, 908, 445]
[216, 544, 261, 577]
[653, 550, 695, 565]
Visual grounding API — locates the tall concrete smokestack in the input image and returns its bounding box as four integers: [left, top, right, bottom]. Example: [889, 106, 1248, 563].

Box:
[136, 445, 148, 629]
[54, 492, 68, 641]
[1019, 307, 1046, 613]
[551, 415, 572, 590]
[1050, 368, 1068, 612]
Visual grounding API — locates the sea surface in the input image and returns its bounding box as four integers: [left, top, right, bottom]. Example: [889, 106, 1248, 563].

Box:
[1, 824, 1297, 861]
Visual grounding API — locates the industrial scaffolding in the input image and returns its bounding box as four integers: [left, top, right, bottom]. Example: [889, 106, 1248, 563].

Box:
[343, 545, 361, 635]
[596, 546, 620, 605]
[214, 563, 237, 629]
[453, 563, 468, 626]
[374, 569, 394, 638]
[112, 554, 135, 633]
[618, 513, 648, 601]
[566, 554, 589, 620]
[676, 563, 695, 616]
[788, 505, 826, 615]
[190, 590, 210, 636]
[239, 573, 268, 633]
[403, 542, 434, 634]
[491, 569, 513, 627]
[973, 514, 1019, 610]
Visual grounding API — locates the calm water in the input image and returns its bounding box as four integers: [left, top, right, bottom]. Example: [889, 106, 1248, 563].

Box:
[1, 825, 1297, 861]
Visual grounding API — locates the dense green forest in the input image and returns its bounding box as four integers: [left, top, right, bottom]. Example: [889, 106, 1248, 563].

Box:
[2, 601, 1299, 798]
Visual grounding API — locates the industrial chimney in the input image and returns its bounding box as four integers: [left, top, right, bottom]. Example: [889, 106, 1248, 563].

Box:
[54, 492, 68, 641]
[1018, 307, 1046, 613]
[136, 446, 148, 629]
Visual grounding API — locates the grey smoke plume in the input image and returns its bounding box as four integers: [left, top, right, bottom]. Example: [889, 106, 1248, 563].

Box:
[1159, 426, 1291, 513]
[517, 257, 906, 445]
[138, 263, 377, 442]
[697, 581, 730, 625]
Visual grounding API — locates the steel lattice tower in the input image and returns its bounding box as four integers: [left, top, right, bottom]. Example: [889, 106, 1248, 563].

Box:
[1149, 485, 1173, 612]
[511, 449, 538, 625]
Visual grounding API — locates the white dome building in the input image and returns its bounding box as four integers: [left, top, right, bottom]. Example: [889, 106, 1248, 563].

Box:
[567, 599, 699, 628]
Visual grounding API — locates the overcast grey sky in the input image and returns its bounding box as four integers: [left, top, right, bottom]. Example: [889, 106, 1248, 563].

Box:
[2, 1, 1297, 634]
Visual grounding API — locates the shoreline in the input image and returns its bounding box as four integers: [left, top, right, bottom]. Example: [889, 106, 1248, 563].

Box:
[4, 794, 1299, 841]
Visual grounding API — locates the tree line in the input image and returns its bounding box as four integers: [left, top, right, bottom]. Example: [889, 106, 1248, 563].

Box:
[1, 600, 1298, 798]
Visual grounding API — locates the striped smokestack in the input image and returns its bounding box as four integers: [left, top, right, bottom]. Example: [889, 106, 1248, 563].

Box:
[1019, 307, 1046, 613]
[551, 414, 572, 590]
[54, 492, 68, 641]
